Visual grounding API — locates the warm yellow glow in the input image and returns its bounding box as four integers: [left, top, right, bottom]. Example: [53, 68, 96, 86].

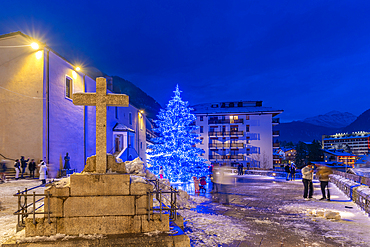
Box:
[31, 42, 39, 50]
[75, 67, 81, 71]
[35, 51, 43, 59]
[72, 71, 77, 79]
[140, 110, 144, 114]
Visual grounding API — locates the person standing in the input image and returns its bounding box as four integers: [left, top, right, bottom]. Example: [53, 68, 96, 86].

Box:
[64, 153, 71, 170]
[285, 164, 291, 181]
[240, 163, 244, 175]
[290, 163, 296, 181]
[193, 176, 200, 193]
[316, 165, 333, 201]
[28, 159, 36, 178]
[14, 159, 20, 180]
[301, 163, 314, 200]
[20, 156, 29, 179]
[39, 160, 47, 184]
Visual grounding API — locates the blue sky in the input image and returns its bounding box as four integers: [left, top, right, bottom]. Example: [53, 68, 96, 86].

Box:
[1, 0, 370, 122]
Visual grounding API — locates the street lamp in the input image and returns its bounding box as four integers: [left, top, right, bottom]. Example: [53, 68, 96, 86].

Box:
[31, 42, 39, 50]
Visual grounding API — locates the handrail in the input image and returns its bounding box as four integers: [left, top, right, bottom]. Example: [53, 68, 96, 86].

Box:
[13, 181, 53, 231]
[0, 153, 16, 161]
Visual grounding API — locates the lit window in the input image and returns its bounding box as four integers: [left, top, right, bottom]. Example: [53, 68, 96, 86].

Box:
[66, 77, 73, 99]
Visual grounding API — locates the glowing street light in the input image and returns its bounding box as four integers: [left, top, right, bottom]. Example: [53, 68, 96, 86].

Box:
[75, 67, 81, 71]
[31, 42, 39, 50]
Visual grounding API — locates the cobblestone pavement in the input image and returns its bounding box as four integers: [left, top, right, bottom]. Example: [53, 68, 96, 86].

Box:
[188, 175, 370, 247]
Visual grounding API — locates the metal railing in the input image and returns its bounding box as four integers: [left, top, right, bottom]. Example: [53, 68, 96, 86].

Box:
[209, 155, 244, 160]
[208, 119, 244, 124]
[13, 182, 53, 231]
[208, 131, 244, 136]
[209, 143, 244, 148]
[147, 179, 179, 221]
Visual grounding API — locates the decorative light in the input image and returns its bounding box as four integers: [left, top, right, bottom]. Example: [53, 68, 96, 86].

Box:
[140, 110, 144, 114]
[35, 51, 43, 59]
[31, 42, 39, 50]
[75, 67, 81, 71]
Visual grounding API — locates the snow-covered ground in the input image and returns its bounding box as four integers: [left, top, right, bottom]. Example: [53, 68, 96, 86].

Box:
[2, 176, 370, 247]
[0, 179, 45, 245]
[279, 181, 370, 246]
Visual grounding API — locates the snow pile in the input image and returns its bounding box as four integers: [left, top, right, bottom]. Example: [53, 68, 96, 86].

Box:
[143, 230, 162, 236]
[179, 209, 248, 246]
[54, 177, 70, 188]
[307, 209, 341, 220]
[124, 158, 146, 176]
[15, 232, 106, 243]
[130, 175, 147, 184]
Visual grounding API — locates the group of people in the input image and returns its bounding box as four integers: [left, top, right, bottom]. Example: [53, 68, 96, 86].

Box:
[284, 163, 297, 181]
[13, 157, 48, 184]
[193, 176, 207, 193]
[301, 162, 333, 201]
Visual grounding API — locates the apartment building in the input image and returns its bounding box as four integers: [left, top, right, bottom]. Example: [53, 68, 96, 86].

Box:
[192, 101, 283, 169]
[322, 131, 370, 155]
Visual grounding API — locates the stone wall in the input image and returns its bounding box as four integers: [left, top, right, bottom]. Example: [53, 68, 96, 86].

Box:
[25, 174, 170, 237]
[329, 174, 370, 215]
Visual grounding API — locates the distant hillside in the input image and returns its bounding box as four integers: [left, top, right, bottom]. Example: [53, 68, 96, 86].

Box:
[111, 76, 162, 119]
[276, 121, 338, 143]
[342, 109, 370, 133]
[303, 110, 357, 128]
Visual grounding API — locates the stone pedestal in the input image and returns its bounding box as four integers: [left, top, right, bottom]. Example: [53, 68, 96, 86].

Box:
[25, 174, 168, 237]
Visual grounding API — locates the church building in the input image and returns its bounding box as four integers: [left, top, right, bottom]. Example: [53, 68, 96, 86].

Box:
[0, 31, 148, 174]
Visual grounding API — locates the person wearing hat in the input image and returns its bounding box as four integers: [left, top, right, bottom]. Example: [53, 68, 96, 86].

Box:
[301, 162, 314, 200]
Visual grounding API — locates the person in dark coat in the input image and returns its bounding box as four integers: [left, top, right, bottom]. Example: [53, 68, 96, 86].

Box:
[290, 164, 296, 181]
[64, 153, 71, 170]
[28, 159, 36, 178]
[20, 156, 29, 179]
[285, 165, 291, 181]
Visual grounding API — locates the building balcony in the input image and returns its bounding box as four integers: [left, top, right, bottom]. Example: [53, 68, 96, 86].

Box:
[272, 130, 280, 137]
[273, 143, 280, 148]
[209, 155, 244, 160]
[272, 118, 280, 125]
[209, 143, 244, 148]
[208, 119, 244, 125]
[208, 131, 244, 137]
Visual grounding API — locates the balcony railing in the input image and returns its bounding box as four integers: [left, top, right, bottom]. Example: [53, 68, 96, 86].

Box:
[272, 118, 280, 124]
[208, 119, 244, 124]
[273, 143, 280, 148]
[273, 130, 280, 136]
[209, 155, 244, 160]
[208, 131, 244, 136]
[209, 143, 244, 148]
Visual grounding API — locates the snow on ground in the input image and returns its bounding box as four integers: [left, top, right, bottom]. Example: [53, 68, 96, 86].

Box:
[179, 208, 249, 246]
[280, 182, 370, 246]
[0, 179, 45, 245]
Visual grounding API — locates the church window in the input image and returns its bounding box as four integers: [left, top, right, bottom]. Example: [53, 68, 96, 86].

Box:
[66, 77, 73, 99]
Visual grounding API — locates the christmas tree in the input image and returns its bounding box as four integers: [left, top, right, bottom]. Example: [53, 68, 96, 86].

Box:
[148, 85, 208, 182]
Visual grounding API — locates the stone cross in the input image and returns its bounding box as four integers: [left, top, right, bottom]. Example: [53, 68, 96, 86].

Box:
[73, 77, 129, 173]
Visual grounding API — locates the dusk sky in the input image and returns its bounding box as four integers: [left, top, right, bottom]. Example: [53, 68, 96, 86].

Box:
[1, 0, 370, 122]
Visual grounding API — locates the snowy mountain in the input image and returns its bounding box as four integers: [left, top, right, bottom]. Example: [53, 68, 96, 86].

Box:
[302, 110, 357, 128]
[342, 109, 370, 133]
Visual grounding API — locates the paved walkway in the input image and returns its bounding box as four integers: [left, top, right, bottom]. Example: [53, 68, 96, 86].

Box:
[186, 175, 370, 247]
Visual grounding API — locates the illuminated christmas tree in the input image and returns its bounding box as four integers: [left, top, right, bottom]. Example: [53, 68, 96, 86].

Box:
[148, 85, 208, 182]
